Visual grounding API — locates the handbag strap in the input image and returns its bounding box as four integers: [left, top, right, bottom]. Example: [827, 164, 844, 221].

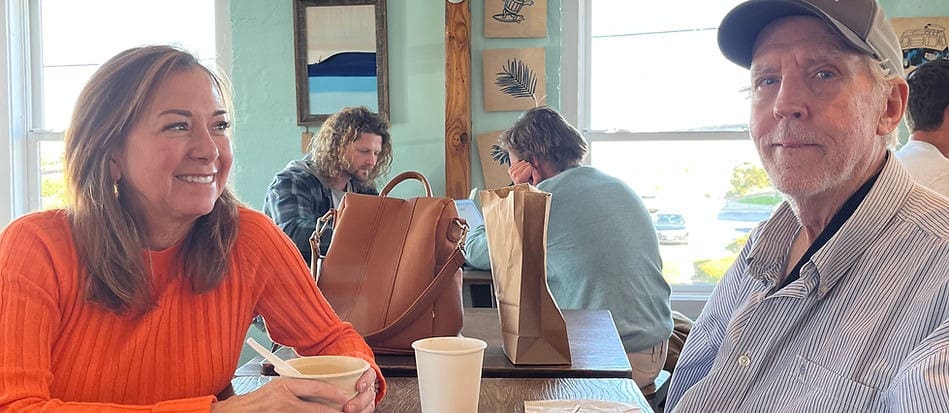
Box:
[380, 171, 433, 197]
[363, 246, 466, 342]
[310, 209, 337, 256]
[309, 209, 337, 281]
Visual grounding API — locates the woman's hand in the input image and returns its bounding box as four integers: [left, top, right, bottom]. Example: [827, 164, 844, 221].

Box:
[508, 160, 542, 185]
[342, 368, 378, 413]
[211, 377, 355, 412]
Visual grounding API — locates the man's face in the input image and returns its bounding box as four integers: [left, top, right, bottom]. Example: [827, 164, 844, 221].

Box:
[748, 16, 889, 202]
[341, 132, 383, 182]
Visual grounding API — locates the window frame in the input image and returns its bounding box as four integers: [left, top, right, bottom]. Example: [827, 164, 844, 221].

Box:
[562, 0, 758, 300]
[24, 0, 51, 213]
[1, 0, 32, 225]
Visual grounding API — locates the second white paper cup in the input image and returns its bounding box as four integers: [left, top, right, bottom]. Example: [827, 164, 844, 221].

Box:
[412, 336, 487, 413]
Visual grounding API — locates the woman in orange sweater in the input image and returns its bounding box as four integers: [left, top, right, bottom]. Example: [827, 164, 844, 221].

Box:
[0, 45, 383, 412]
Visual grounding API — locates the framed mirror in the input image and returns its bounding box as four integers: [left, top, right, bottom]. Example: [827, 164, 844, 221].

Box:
[293, 0, 389, 125]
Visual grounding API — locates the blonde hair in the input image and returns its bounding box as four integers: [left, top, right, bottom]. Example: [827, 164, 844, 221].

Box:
[309, 106, 392, 188]
[65, 45, 240, 314]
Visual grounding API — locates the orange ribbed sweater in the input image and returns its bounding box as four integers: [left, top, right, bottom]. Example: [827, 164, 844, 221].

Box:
[0, 207, 384, 412]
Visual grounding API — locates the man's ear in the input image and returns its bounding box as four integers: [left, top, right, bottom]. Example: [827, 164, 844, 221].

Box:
[877, 79, 908, 136]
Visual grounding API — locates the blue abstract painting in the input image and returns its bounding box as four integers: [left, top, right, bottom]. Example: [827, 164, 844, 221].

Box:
[308, 51, 378, 113]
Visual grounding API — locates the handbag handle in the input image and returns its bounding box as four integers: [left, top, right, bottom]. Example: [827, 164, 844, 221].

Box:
[363, 245, 466, 342]
[310, 209, 337, 254]
[315, 171, 431, 258]
[308, 209, 337, 281]
[380, 171, 433, 197]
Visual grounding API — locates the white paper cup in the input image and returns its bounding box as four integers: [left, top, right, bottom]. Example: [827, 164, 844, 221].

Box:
[274, 355, 370, 408]
[412, 336, 487, 413]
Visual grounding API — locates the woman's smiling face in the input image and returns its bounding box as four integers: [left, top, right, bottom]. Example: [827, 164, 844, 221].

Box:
[110, 67, 232, 239]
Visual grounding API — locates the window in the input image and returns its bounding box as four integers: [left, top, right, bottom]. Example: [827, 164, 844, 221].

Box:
[9, 0, 220, 216]
[564, 1, 780, 293]
[587, 0, 750, 132]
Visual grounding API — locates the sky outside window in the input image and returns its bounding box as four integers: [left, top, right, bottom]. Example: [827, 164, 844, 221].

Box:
[589, 0, 749, 132]
[38, 0, 216, 131]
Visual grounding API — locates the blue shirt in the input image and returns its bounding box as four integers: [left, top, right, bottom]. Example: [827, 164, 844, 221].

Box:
[667, 155, 949, 412]
[465, 166, 673, 353]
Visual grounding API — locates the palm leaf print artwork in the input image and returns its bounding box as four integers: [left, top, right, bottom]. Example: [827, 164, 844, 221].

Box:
[495, 58, 538, 105]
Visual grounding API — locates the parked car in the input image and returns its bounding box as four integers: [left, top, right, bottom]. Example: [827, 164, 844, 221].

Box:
[654, 212, 688, 245]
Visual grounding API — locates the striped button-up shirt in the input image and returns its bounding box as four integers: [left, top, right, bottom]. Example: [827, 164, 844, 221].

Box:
[668, 155, 949, 412]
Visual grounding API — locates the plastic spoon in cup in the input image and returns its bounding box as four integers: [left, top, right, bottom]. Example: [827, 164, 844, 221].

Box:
[245, 337, 301, 376]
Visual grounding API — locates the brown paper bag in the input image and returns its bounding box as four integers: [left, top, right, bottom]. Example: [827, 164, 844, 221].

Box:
[480, 184, 571, 365]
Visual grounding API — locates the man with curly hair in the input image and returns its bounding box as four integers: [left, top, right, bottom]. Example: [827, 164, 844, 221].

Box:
[263, 106, 392, 263]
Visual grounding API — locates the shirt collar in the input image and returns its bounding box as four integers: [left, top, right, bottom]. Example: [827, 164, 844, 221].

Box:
[809, 153, 914, 297]
[744, 153, 915, 297]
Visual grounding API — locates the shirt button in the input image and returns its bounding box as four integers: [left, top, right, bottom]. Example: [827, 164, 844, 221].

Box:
[738, 355, 751, 366]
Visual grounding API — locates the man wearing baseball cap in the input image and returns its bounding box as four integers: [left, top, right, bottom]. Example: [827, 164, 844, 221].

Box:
[666, 0, 949, 411]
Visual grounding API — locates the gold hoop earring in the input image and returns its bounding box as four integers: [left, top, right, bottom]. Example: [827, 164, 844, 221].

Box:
[113, 181, 119, 199]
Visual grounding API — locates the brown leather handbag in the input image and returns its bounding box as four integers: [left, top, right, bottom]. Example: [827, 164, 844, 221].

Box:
[310, 171, 468, 354]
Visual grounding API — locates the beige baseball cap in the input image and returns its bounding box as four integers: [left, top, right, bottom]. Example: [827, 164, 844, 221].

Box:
[717, 0, 904, 77]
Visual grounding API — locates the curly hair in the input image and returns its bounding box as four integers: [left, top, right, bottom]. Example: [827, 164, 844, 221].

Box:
[65, 45, 240, 314]
[498, 106, 588, 172]
[309, 106, 392, 187]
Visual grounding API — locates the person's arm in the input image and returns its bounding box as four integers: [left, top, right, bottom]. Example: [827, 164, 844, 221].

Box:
[1, 213, 378, 413]
[463, 224, 492, 270]
[882, 303, 949, 410]
[0, 219, 219, 412]
[262, 169, 329, 262]
[248, 213, 386, 405]
[0, 277, 216, 412]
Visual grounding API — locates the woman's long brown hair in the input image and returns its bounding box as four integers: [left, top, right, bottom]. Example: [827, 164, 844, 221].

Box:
[64, 45, 239, 314]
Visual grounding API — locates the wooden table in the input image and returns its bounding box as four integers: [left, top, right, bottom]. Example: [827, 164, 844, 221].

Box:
[236, 308, 632, 379]
[231, 376, 653, 413]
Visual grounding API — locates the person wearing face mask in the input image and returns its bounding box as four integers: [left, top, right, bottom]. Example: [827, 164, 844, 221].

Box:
[0, 45, 383, 412]
[262, 106, 393, 263]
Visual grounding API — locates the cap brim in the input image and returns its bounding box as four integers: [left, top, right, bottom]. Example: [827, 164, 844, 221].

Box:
[718, 0, 877, 69]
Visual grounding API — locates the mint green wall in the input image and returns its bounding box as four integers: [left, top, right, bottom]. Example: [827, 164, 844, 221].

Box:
[880, 0, 949, 16]
[229, 0, 561, 206]
[229, 0, 297, 208]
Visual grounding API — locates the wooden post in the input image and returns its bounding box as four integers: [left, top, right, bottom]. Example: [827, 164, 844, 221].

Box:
[445, 0, 471, 199]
